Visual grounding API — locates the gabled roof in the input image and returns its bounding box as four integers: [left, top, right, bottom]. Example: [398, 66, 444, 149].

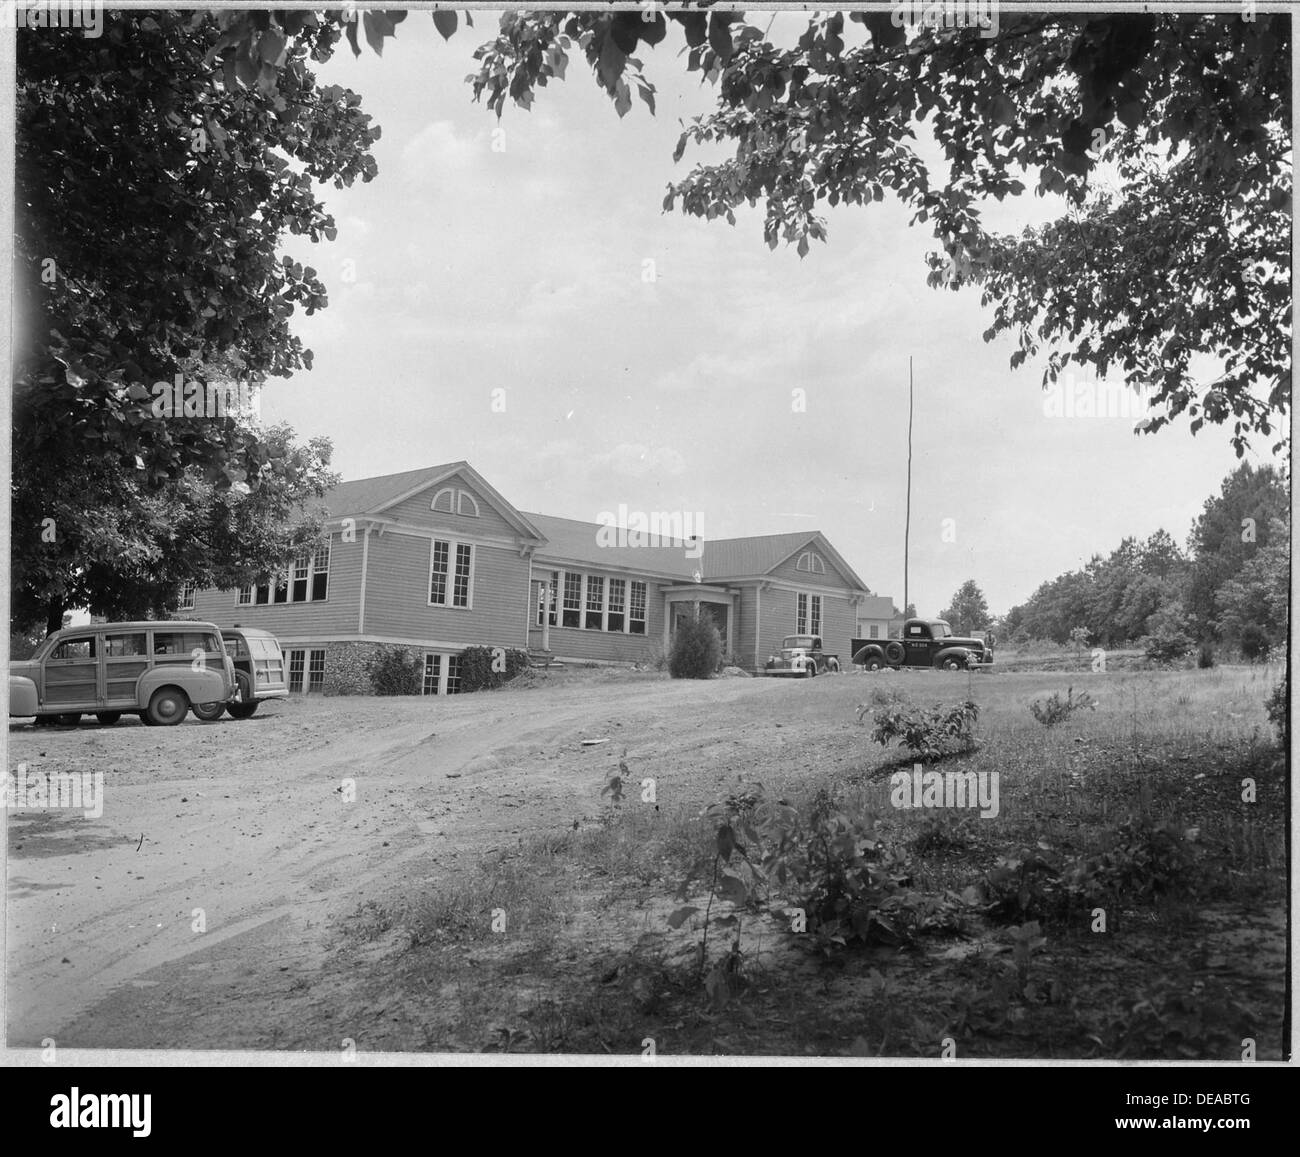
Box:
[703, 531, 872, 592]
[319, 461, 543, 542]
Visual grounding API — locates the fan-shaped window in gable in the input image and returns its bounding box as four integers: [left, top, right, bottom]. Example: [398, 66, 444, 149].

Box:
[797, 551, 826, 574]
[431, 487, 480, 517]
[431, 487, 455, 513]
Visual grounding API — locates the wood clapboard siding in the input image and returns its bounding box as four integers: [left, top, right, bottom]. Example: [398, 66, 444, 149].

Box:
[362, 532, 530, 647]
[190, 532, 361, 636]
[380, 475, 521, 540]
[734, 585, 760, 668]
[821, 596, 858, 660]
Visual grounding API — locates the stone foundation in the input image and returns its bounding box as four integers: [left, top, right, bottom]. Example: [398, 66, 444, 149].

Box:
[322, 641, 385, 696]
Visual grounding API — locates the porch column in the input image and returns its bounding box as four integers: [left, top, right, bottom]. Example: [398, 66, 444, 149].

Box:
[726, 593, 735, 658]
[663, 590, 672, 649]
[541, 582, 550, 651]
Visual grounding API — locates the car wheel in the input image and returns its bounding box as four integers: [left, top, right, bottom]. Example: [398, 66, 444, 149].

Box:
[95, 712, 122, 726]
[55, 713, 82, 727]
[884, 641, 906, 665]
[225, 676, 259, 720]
[146, 687, 188, 726]
[804, 663, 816, 678]
[191, 701, 225, 722]
[827, 658, 840, 674]
[941, 656, 964, 671]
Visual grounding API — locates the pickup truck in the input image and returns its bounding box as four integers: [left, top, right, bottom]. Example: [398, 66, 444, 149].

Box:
[850, 619, 993, 671]
[763, 635, 841, 677]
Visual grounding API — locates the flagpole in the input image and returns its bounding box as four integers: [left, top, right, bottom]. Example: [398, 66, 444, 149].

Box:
[904, 357, 913, 619]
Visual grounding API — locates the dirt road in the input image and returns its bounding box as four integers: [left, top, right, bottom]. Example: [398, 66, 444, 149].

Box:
[5, 670, 820, 1047]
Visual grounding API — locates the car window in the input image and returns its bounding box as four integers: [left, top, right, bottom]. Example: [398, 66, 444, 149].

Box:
[51, 637, 95, 660]
[153, 631, 220, 656]
[104, 632, 148, 657]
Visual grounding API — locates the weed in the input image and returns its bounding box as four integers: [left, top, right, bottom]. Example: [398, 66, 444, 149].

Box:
[1029, 686, 1096, 727]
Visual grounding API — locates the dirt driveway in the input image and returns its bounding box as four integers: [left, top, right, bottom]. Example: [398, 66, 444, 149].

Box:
[6, 669, 832, 1048]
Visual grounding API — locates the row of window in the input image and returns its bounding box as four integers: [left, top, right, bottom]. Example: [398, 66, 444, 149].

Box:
[238, 542, 332, 606]
[537, 570, 648, 634]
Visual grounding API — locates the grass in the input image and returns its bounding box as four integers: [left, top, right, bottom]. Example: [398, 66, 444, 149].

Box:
[328, 661, 1287, 1057]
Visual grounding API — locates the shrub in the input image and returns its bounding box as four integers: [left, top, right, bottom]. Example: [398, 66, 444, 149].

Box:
[1266, 672, 1288, 749]
[668, 611, 722, 679]
[458, 645, 531, 693]
[365, 645, 422, 695]
[863, 699, 979, 762]
[1197, 642, 1216, 669]
[1239, 624, 1270, 662]
[1028, 686, 1096, 727]
[1142, 625, 1193, 665]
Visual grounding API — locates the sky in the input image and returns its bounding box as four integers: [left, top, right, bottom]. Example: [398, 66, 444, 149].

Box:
[263, 12, 1286, 619]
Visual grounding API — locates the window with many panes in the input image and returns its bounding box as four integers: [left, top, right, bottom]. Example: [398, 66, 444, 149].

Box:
[240, 538, 331, 605]
[607, 578, 626, 632]
[790, 595, 821, 631]
[429, 539, 473, 608]
[178, 582, 196, 610]
[797, 593, 823, 636]
[422, 654, 442, 695]
[629, 581, 647, 634]
[446, 654, 462, 695]
[286, 648, 325, 693]
[562, 571, 582, 628]
[585, 575, 605, 629]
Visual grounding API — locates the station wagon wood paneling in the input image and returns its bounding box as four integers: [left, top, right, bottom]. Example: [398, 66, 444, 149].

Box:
[188, 461, 886, 687]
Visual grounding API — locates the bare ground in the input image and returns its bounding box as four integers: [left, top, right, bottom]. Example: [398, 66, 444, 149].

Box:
[3, 665, 1288, 1057]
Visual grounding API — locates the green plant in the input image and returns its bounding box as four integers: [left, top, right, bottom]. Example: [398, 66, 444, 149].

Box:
[1265, 672, 1287, 748]
[863, 699, 979, 762]
[457, 645, 531, 693]
[365, 645, 422, 695]
[1239, 624, 1270, 662]
[668, 610, 722, 679]
[1197, 642, 1216, 668]
[1028, 686, 1096, 727]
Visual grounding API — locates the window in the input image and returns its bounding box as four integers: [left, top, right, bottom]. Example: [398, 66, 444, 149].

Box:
[432, 487, 480, 517]
[629, 581, 647, 635]
[429, 540, 473, 607]
[52, 637, 95, 660]
[427, 652, 446, 693]
[446, 654, 462, 695]
[292, 554, 310, 602]
[153, 631, 218, 656]
[179, 582, 196, 610]
[585, 575, 605, 630]
[562, 571, 582, 628]
[104, 633, 147, 657]
[287, 649, 305, 692]
[869, 625, 880, 639]
[452, 543, 473, 607]
[307, 649, 326, 693]
[537, 571, 559, 627]
[429, 540, 449, 605]
[240, 537, 331, 605]
[797, 593, 822, 635]
[607, 578, 626, 633]
[312, 540, 330, 600]
[797, 551, 826, 574]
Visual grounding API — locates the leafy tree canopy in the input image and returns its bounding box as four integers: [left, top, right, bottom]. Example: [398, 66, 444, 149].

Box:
[939, 579, 992, 636]
[15, 12, 372, 631]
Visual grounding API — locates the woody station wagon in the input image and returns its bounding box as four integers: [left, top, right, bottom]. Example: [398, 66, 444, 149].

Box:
[8, 621, 235, 726]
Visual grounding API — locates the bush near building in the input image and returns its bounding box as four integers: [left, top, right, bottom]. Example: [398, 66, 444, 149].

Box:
[669, 611, 722, 679]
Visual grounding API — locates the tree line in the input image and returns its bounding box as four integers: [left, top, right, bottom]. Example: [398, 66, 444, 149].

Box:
[937, 462, 1289, 659]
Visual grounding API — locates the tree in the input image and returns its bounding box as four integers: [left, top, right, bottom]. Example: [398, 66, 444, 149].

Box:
[200, 10, 1290, 454]
[14, 12, 377, 632]
[1185, 463, 1290, 640]
[939, 580, 991, 637]
[1214, 514, 1290, 658]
